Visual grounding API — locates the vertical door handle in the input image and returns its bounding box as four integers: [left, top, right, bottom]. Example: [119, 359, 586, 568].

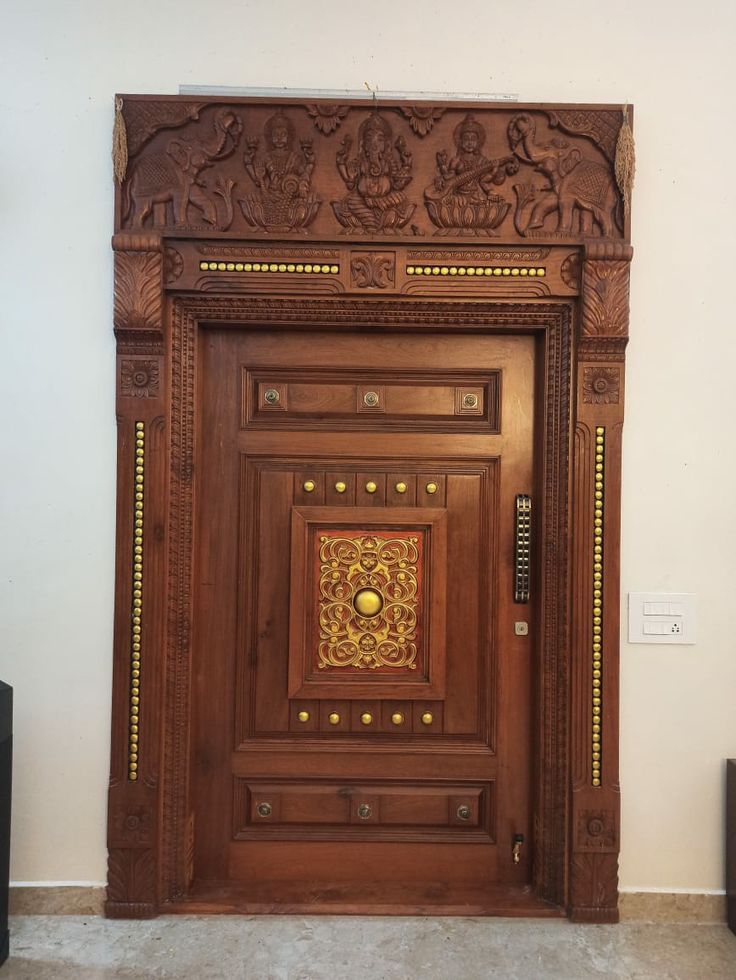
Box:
[514, 495, 531, 603]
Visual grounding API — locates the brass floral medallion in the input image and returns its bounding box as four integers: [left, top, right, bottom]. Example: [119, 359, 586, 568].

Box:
[316, 531, 423, 671]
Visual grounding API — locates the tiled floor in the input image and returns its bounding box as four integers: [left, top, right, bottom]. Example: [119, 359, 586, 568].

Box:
[3, 915, 735, 979]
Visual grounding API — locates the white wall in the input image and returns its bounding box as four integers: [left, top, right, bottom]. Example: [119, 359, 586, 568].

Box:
[1, 0, 734, 892]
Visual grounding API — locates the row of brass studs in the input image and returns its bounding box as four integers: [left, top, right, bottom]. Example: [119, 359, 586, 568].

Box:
[406, 265, 546, 278]
[129, 422, 144, 781]
[303, 479, 438, 495]
[592, 426, 605, 787]
[199, 260, 339, 274]
[296, 709, 433, 726]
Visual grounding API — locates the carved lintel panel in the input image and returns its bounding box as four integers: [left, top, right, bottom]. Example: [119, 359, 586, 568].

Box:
[581, 260, 630, 338]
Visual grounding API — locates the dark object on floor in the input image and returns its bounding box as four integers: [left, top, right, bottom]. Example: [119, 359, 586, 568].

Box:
[728, 759, 736, 936]
[0, 681, 11, 967]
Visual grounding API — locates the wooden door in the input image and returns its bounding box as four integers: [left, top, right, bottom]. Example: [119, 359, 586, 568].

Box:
[191, 326, 536, 911]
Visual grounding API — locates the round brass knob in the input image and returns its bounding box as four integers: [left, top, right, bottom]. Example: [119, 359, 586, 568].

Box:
[328, 712, 341, 725]
[421, 711, 434, 725]
[264, 388, 280, 405]
[353, 588, 383, 618]
[303, 480, 316, 493]
[363, 391, 380, 407]
[257, 802, 272, 818]
[360, 712, 373, 726]
[456, 804, 472, 821]
[297, 710, 310, 723]
[391, 712, 405, 726]
[357, 803, 372, 819]
[395, 481, 407, 494]
[462, 393, 479, 409]
[425, 482, 438, 495]
[334, 481, 347, 493]
[365, 481, 377, 494]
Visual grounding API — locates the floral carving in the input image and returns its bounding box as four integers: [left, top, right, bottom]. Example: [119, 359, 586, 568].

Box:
[114, 806, 153, 844]
[560, 251, 581, 289]
[121, 360, 160, 398]
[583, 367, 619, 404]
[577, 809, 617, 850]
[350, 252, 395, 289]
[400, 105, 445, 137]
[306, 104, 349, 134]
[239, 112, 319, 232]
[582, 260, 630, 336]
[164, 247, 184, 285]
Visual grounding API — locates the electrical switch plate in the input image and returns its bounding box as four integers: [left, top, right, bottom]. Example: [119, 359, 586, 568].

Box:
[628, 592, 696, 645]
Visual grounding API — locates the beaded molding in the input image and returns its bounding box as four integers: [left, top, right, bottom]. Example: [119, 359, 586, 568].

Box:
[129, 421, 144, 781]
[406, 265, 546, 278]
[199, 260, 339, 274]
[592, 426, 604, 787]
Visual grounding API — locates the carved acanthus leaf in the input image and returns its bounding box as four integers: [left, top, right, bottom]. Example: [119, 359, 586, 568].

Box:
[107, 847, 156, 904]
[114, 251, 162, 334]
[400, 106, 445, 136]
[581, 261, 629, 337]
[305, 104, 349, 134]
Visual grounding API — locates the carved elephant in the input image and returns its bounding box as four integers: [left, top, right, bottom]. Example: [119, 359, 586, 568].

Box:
[507, 112, 621, 237]
[124, 109, 242, 229]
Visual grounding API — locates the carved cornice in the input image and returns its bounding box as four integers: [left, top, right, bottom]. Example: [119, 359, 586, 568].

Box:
[584, 243, 633, 262]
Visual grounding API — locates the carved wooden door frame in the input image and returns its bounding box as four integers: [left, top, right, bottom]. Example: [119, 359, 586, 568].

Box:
[107, 96, 631, 923]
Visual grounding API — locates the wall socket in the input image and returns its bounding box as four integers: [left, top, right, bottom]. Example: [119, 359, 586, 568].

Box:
[628, 592, 696, 644]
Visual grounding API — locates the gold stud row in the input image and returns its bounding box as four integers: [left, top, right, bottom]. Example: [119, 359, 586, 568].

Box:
[199, 260, 339, 275]
[406, 265, 545, 278]
[296, 709, 431, 727]
[129, 422, 144, 781]
[592, 426, 604, 787]
[303, 479, 438, 494]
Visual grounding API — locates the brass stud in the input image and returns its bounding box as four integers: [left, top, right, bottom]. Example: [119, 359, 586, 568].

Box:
[425, 482, 438, 495]
[328, 712, 341, 725]
[303, 480, 316, 493]
[297, 710, 310, 723]
[391, 712, 405, 725]
[360, 712, 373, 725]
[334, 481, 347, 493]
[421, 712, 433, 725]
[365, 481, 378, 494]
[395, 481, 407, 494]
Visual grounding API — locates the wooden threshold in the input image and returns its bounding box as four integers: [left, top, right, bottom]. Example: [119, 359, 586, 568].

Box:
[166, 880, 565, 918]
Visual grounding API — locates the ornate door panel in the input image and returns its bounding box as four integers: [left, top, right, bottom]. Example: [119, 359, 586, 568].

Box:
[191, 329, 535, 904]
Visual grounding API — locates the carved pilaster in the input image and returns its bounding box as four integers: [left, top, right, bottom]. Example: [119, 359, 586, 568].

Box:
[569, 246, 630, 922]
[108, 231, 166, 917]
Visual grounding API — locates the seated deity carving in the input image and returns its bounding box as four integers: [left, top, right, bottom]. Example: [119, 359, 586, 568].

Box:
[238, 112, 320, 232]
[331, 113, 415, 233]
[424, 113, 518, 236]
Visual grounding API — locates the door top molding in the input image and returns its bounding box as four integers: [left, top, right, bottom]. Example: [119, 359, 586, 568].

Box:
[114, 96, 632, 245]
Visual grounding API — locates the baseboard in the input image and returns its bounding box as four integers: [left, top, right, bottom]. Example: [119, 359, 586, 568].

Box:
[7, 884, 729, 921]
[619, 890, 727, 923]
[9, 885, 105, 916]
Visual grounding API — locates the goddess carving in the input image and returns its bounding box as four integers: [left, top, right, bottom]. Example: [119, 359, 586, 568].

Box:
[332, 113, 415, 233]
[238, 112, 319, 232]
[424, 113, 518, 236]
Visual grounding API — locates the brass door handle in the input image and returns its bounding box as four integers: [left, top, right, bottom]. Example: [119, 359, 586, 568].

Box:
[514, 495, 531, 603]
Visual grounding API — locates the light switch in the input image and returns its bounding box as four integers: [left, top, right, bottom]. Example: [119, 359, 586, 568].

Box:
[628, 592, 696, 645]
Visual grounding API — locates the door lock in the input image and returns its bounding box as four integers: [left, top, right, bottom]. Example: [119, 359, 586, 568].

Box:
[512, 833, 524, 864]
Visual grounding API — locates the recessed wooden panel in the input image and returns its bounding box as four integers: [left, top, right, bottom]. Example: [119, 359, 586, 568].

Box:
[234, 779, 493, 842]
[243, 369, 500, 431]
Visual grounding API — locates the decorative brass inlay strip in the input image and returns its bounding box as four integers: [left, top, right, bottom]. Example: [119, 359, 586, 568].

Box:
[199, 260, 339, 274]
[318, 532, 421, 671]
[129, 421, 144, 781]
[514, 495, 532, 603]
[592, 426, 604, 787]
[406, 264, 545, 278]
